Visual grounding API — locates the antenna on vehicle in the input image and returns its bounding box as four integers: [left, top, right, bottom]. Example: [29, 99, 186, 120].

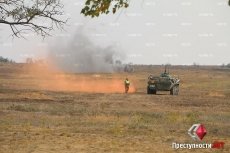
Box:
[164, 65, 167, 73]
[168, 64, 170, 74]
[165, 64, 170, 74]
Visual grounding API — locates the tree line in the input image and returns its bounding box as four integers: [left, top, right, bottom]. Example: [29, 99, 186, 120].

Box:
[0, 56, 15, 63]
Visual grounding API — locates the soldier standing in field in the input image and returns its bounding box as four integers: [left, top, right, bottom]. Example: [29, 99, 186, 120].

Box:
[124, 78, 130, 93]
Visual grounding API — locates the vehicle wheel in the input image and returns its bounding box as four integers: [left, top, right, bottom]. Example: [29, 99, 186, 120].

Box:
[170, 87, 175, 95]
[147, 87, 151, 94]
[153, 89, 157, 94]
[147, 87, 156, 94]
[170, 85, 179, 95]
[175, 85, 179, 95]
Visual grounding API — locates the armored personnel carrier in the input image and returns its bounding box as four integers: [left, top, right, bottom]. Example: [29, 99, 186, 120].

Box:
[147, 68, 180, 95]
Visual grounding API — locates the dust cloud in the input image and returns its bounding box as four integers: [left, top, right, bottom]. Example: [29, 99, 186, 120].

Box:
[23, 63, 136, 93]
[22, 31, 135, 93]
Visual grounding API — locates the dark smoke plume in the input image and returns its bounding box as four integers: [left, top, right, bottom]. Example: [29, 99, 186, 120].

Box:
[48, 31, 125, 73]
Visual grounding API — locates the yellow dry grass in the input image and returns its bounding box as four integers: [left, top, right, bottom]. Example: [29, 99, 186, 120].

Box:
[0, 64, 229, 153]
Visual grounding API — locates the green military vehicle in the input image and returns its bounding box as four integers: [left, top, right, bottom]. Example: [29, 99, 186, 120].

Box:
[147, 68, 180, 95]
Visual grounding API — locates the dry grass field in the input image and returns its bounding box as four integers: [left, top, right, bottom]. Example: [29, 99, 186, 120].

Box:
[0, 63, 229, 153]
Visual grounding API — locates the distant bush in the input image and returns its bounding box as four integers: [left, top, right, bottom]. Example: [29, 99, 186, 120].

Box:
[222, 63, 230, 68]
[193, 62, 200, 67]
[0, 56, 15, 63]
[226, 63, 230, 68]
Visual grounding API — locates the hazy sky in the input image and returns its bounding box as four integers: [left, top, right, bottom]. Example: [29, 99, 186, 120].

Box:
[0, 0, 230, 65]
